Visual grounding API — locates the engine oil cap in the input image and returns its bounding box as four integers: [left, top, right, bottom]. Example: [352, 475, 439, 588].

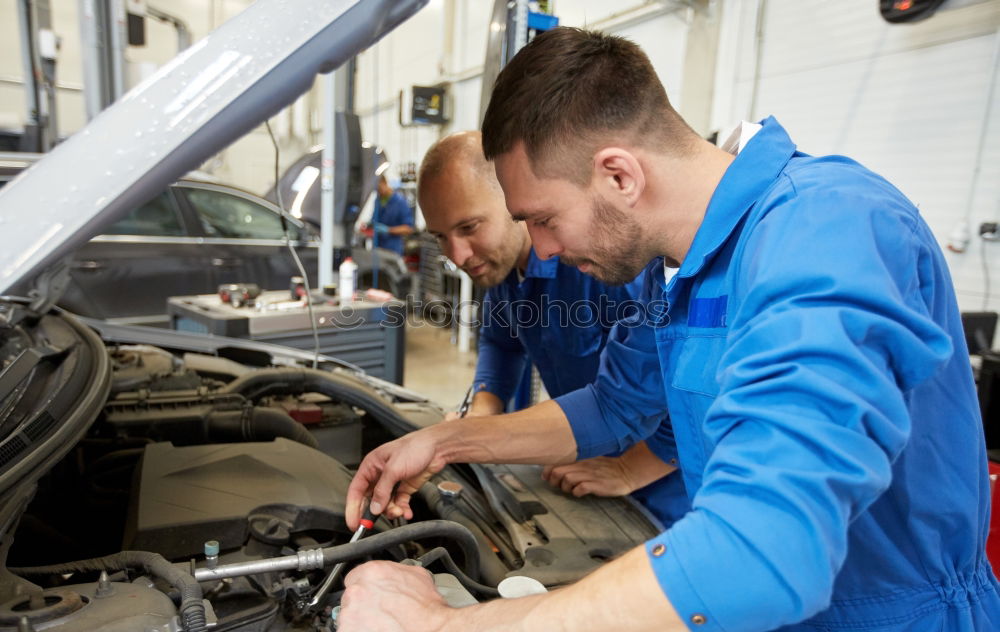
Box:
[437, 481, 464, 499]
[497, 576, 548, 599]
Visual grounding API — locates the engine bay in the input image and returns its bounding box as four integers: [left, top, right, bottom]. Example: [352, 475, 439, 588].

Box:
[0, 307, 659, 631]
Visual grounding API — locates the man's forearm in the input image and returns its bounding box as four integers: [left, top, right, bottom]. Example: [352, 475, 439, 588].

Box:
[468, 390, 504, 416]
[433, 399, 579, 466]
[621, 441, 678, 490]
[389, 224, 414, 236]
[440, 546, 686, 632]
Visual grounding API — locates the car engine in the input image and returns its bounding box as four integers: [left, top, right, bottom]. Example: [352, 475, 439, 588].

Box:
[0, 305, 659, 631]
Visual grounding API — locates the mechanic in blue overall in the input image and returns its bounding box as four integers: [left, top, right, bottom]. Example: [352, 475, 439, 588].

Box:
[371, 174, 414, 256]
[417, 130, 688, 528]
[340, 28, 999, 632]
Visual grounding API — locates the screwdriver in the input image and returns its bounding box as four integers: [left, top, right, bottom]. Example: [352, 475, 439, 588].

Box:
[457, 383, 474, 418]
[305, 505, 378, 611]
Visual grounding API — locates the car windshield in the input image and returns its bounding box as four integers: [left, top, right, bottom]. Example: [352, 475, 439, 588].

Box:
[103, 192, 185, 237]
[187, 188, 300, 241]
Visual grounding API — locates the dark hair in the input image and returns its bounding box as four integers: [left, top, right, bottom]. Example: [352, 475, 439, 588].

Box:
[481, 27, 696, 183]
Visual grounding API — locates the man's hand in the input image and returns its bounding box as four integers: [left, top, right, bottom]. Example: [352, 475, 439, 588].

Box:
[344, 428, 446, 529]
[345, 400, 579, 529]
[339, 547, 687, 632]
[443, 390, 503, 420]
[543, 455, 639, 497]
[338, 561, 453, 632]
[543, 441, 677, 498]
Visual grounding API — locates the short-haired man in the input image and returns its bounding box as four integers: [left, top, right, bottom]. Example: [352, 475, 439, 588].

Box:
[419, 130, 688, 526]
[369, 174, 414, 256]
[341, 28, 999, 632]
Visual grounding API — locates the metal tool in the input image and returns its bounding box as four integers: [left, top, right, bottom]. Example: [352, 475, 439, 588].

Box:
[303, 506, 377, 612]
[457, 384, 474, 418]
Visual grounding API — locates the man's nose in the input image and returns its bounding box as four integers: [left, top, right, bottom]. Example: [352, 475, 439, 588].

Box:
[528, 227, 562, 260]
[445, 237, 473, 267]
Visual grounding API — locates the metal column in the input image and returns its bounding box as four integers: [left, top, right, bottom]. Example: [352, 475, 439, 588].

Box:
[320, 75, 338, 289]
[319, 65, 354, 288]
[17, 0, 58, 151]
[78, 0, 128, 121]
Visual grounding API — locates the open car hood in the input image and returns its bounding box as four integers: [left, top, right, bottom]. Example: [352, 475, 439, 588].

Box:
[0, 0, 427, 295]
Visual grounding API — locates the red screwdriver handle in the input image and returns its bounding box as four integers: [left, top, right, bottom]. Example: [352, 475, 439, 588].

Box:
[359, 505, 377, 530]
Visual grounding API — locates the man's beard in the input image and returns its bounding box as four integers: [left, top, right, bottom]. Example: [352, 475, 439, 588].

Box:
[562, 196, 649, 286]
[464, 258, 508, 288]
[462, 225, 524, 288]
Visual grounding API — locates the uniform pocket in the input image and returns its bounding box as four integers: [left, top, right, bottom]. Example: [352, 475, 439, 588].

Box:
[670, 335, 728, 397]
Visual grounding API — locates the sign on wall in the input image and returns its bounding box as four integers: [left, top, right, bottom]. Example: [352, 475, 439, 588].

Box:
[406, 85, 447, 125]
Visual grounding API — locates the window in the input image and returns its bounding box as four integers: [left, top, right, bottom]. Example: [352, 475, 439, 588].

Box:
[185, 188, 300, 240]
[104, 191, 185, 236]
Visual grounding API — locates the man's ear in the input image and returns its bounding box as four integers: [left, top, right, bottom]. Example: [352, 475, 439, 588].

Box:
[592, 147, 645, 207]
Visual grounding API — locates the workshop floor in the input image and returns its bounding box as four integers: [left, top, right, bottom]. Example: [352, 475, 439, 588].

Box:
[403, 319, 477, 411]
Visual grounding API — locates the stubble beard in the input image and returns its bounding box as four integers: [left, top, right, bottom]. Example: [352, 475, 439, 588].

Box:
[562, 195, 649, 286]
[464, 224, 524, 288]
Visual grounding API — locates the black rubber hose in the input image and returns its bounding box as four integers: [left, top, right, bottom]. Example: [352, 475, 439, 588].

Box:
[220, 368, 415, 438]
[416, 547, 501, 598]
[11, 551, 207, 632]
[317, 520, 483, 582]
[205, 406, 319, 449]
[415, 485, 514, 586]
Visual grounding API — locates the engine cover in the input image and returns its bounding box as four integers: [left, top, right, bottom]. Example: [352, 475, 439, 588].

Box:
[0, 581, 177, 631]
[125, 438, 353, 559]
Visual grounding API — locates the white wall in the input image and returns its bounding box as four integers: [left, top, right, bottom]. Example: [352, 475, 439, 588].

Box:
[0, 0, 88, 135]
[712, 0, 1000, 317]
[355, 0, 486, 185]
[0, 0, 318, 195]
[353, 0, 699, 231]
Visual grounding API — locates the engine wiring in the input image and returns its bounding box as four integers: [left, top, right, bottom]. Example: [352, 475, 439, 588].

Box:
[265, 119, 321, 369]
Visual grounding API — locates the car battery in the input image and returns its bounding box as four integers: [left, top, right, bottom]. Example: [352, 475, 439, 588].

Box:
[167, 290, 405, 384]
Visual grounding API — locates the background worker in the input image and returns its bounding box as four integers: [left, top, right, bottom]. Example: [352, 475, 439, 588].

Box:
[340, 27, 998, 632]
[418, 130, 688, 525]
[369, 174, 414, 256]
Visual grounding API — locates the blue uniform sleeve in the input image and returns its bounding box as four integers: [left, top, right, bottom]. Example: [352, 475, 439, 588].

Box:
[555, 263, 671, 459]
[472, 289, 529, 405]
[646, 172, 955, 630]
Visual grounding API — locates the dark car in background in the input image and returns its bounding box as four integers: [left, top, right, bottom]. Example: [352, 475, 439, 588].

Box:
[1, 155, 411, 326]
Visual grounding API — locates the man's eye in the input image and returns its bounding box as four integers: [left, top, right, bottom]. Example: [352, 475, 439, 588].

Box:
[534, 218, 551, 228]
[460, 222, 478, 235]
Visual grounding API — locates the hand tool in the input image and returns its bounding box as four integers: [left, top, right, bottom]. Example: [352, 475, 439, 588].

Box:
[303, 505, 377, 612]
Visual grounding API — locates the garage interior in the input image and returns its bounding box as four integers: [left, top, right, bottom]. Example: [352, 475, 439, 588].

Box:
[4, 0, 998, 407]
[0, 1, 999, 630]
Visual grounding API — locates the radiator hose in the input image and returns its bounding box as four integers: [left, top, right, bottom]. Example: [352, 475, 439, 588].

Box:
[221, 368, 415, 437]
[205, 406, 318, 449]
